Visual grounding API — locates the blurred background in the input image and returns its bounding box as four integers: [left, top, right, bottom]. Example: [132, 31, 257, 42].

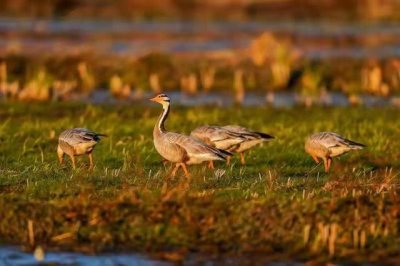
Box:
[2, 0, 400, 107]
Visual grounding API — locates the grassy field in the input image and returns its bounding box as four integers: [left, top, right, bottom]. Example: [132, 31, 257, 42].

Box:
[0, 102, 400, 263]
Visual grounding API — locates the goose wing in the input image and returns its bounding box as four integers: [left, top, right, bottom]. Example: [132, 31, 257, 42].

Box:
[191, 126, 246, 147]
[165, 132, 230, 161]
[313, 132, 365, 150]
[59, 128, 106, 146]
[222, 125, 274, 140]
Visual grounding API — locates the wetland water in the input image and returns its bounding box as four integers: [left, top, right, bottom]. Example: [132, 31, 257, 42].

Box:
[2, 18, 400, 59]
[0, 246, 302, 266]
[89, 90, 399, 108]
[0, 246, 170, 266]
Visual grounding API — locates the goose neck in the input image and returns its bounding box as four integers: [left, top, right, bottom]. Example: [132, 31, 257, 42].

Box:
[156, 104, 169, 133]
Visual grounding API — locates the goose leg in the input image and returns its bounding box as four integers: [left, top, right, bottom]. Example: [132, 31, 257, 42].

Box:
[88, 153, 94, 171]
[171, 163, 181, 177]
[311, 155, 319, 164]
[240, 152, 245, 165]
[208, 161, 214, 169]
[323, 157, 329, 173]
[327, 157, 332, 172]
[58, 151, 64, 165]
[69, 154, 76, 170]
[181, 163, 191, 178]
[226, 156, 231, 165]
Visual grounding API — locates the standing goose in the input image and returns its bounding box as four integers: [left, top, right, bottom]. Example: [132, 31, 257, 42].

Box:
[305, 132, 365, 173]
[57, 128, 106, 170]
[150, 94, 231, 177]
[191, 125, 274, 165]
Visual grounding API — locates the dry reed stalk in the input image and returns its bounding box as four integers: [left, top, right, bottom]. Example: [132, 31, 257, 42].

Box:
[19, 70, 51, 101]
[234, 69, 244, 104]
[110, 75, 131, 99]
[77, 62, 95, 94]
[250, 33, 275, 66]
[52, 80, 77, 99]
[328, 223, 338, 256]
[200, 67, 215, 92]
[180, 73, 198, 95]
[303, 224, 311, 245]
[362, 64, 390, 96]
[149, 73, 161, 93]
[28, 219, 34, 246]
[271, 61, 290, 88]
[0, 62, 20, 98]
[0, 62, 7, 83]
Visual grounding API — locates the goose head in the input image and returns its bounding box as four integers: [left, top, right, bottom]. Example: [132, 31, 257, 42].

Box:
[150, 93, 170, 109]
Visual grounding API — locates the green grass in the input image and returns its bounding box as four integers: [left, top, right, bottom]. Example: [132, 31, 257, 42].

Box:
[0, 102, 400, 263]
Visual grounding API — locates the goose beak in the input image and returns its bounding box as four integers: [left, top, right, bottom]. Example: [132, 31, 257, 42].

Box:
[149, 96, 158, 102]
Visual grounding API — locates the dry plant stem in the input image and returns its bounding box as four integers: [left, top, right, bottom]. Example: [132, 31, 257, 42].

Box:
[305, 161, 322, 176]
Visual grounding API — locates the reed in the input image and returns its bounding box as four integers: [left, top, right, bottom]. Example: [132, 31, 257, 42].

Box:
[77, 62, 95, 95]
[149, 73, 161, 94]
[250, 32, 273, 66]
[361, 63, 389, 96]
[200, 67, 216, 92]
[299, 67, 322, 107]
[18, 69, 52, 101]
[233, 69, 245, 104]
[180, 73, 198, 95]
[109, 75, 131, 99]
[52, 80, 77, 100]
[0, 62, 7, 84]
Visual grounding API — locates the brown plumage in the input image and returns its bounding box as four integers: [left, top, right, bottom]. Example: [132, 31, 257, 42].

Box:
[305, 132, 365, 172]
[150, 94, 231, 177]
[57, 128, 106, 170]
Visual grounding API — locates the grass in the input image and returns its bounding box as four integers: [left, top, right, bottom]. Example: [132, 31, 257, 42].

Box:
[0, 102, 400, 263]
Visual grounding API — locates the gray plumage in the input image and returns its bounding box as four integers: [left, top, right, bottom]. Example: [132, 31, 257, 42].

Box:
[221, 125, 274, 153]
[151, 94, 231, 177]
[57, 128, 106, 170]
[191, 125, 274, 164]
[305, 132, 365, 172]
[190, 125, 247, 151]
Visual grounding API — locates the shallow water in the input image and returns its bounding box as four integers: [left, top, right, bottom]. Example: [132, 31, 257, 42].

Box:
[0, 246, 170, 266]
[89, 90, 398, 108]
[2, 18, 400, 59]
[0, 246, 304, 266]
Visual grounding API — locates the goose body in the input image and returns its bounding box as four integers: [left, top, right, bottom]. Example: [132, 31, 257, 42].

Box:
[153, 131, 228, 165]
[151, 94, 230, 176]
[222, 125, 274, 153]
[305, 132, 365, 172]
[190, 125, 246, 151]
[57, 128, 106, 170]
[191, 125, 274, 164]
